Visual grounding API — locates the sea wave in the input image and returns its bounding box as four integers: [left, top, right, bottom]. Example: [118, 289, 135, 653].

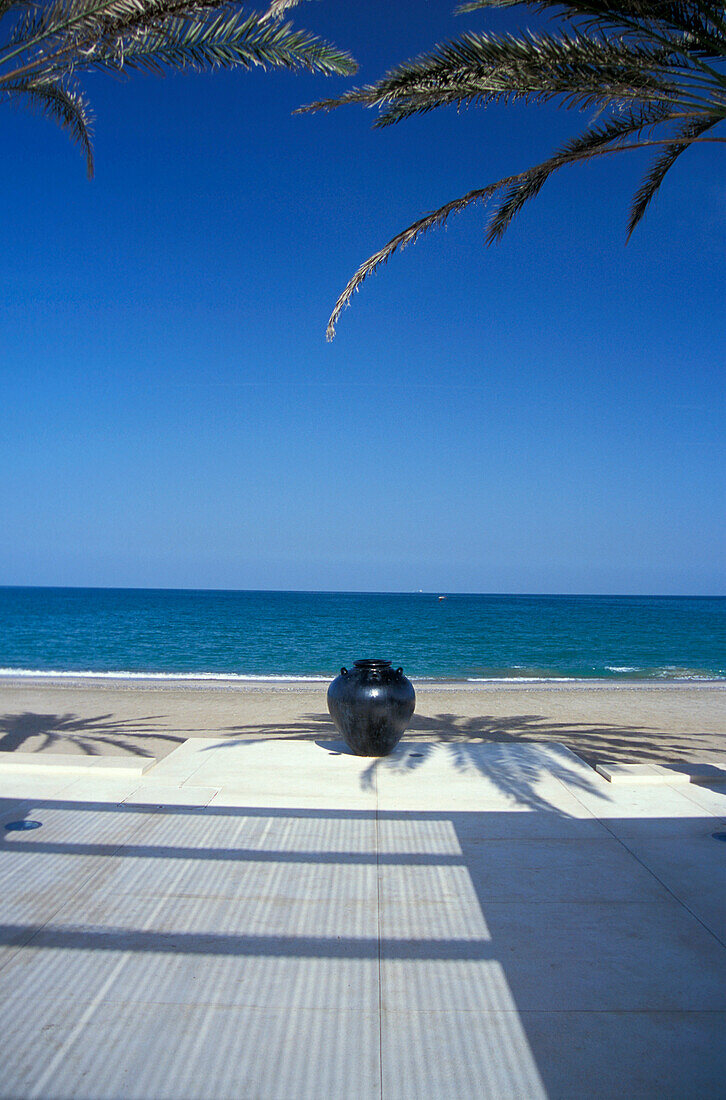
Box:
[0, 668, 329, 682]
[654, 670, 726, 681]
[0, 667, 723, 684]
[466, 676, 580, 682]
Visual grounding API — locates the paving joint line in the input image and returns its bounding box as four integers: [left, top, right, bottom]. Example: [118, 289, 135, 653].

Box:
[552, 770, 726, 952]
[614, 830, 726, 953]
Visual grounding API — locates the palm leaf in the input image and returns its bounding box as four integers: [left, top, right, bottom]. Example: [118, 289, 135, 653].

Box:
[459, 1, 726, 52]
[4, 75, 93, 173]
[487, 101, 674, 240]
[324, 170, 542, 342]
[325, 102, 721, 339]
[302, 30, 686, 126]
[0, 0, 355, 171]
[83, 11, 356, 77]
[0, 1, 356, 80]
[314, 0, 725, 335]
[627, 112, 721, 234]
[5, 0, 222, 50]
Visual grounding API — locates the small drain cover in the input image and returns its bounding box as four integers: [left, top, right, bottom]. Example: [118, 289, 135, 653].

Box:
[5, 820, 42, 832]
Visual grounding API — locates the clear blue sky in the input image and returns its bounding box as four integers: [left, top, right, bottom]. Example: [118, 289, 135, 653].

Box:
[2, 1, 724, 594]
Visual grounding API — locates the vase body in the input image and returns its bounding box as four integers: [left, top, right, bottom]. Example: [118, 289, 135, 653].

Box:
[327, 659, 416, 756]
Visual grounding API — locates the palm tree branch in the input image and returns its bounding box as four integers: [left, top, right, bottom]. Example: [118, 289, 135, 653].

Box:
[72, 11, 356, 77]
[299, 28, 723, 128]
[0, 0, 156, 70]
[326, 126, 724, 339]
[1, 1, 229, 81]
[457, 2, 726, 85]
[3, 0, 239, 56]
[371, 80, 719, 127]
[486, 101, 686, 239]
[458, 1, 726, 37]
[3, 74, 94, 173]
[626, 111, 722, 234]
[0, 0, 355, 81]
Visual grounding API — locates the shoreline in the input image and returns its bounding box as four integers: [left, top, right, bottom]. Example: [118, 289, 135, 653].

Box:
[0, 673, 724, 691]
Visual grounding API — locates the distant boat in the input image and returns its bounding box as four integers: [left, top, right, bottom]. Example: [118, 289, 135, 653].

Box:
[438, 595, 447, 601]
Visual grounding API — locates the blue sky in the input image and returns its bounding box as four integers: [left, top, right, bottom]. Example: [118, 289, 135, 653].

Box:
[2, 0, 724, 594]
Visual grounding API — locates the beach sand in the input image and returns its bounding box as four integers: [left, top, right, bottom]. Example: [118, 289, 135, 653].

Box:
[0, 677, 724, 769]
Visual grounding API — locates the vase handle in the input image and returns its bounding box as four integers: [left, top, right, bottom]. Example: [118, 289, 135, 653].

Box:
[340, 667, 348, 676]
[395, 667, 403, 676]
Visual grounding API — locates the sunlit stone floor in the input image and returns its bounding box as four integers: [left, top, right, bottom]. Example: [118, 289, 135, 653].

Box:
[1, 739, 725, 1099]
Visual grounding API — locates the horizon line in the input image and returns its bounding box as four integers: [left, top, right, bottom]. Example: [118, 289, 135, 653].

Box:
[1, 585, 724, 599]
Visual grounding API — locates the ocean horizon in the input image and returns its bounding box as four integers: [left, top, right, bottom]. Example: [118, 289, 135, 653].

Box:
[0, 586, 724, 683]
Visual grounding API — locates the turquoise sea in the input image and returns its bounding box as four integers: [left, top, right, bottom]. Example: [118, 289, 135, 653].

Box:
[0, 587, 724, 682]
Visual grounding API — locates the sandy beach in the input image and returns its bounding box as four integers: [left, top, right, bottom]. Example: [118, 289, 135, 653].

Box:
[0, 676, 724, 769]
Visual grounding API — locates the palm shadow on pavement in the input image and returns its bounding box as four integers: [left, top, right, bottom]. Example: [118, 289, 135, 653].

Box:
[0, 711, 184, 757]
[213, 707, 709, 769]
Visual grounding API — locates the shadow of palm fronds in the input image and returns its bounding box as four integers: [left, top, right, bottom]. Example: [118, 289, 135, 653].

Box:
[202, 712, 618, 814]
[213, 707, 708, 769]
[353, 738, 605, 813]
[204, 703, 726, 810]
[0, 712, 183, 757]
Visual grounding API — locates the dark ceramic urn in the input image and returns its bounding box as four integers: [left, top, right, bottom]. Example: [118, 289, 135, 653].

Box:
[327, 659, 416, 756]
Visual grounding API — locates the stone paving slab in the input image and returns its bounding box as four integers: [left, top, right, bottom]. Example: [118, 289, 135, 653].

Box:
[1, 739, 725, 1099]
[0, 751, 155, 777]
[596, 761, 726, 785]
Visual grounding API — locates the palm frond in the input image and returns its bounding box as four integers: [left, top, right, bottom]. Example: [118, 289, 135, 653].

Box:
[315, 0, 724, 334]
[457, 2, 726, 58]
[487, 101, 674, 240]
[0, 0, 356, 81]
[627, 111, 721, 234]
[82, 11, 356, 77]
[325, 104, 722, 339]
[323, 165, 563, 342]
[0, 0, 355, 170]
[459, 1, 722, 26]
[4, 75, 93, 173]
[325, 177, 514, 341]
[303, 30, 687, 127]
[295, 82, 389, 115]
[4, 0, 220, 50]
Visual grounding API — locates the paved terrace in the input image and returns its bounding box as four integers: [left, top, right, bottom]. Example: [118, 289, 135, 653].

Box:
[1, 739, 726, 1098]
